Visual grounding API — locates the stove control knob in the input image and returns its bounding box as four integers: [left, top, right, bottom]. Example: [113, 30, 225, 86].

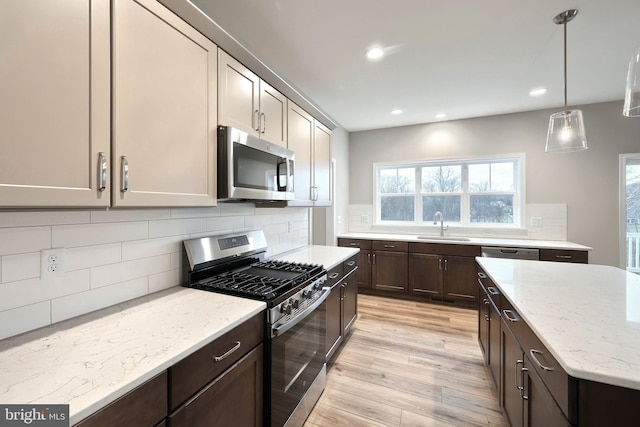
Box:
[302, 289, 313, 299]
[313, 282, 322, 291]
[280, 302, 292, 315]
[292, 299, 300, 309]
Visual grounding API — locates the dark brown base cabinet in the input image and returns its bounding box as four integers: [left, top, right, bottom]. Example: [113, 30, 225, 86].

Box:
[478, 266, 640, 427]
[325, 255, 358, 362]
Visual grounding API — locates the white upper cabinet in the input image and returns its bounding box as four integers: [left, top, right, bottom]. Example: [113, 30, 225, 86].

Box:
[112, 0, 217, 207]
[0, 0, 111, 207]
[218, 49, 288, 147]
[287, 102, 332, 207]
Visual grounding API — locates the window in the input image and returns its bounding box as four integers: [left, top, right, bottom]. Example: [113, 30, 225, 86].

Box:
[375, 155, 523, 227]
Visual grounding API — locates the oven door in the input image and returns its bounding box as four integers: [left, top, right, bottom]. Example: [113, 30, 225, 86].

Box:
[218, 126, 294, 201]
[269, 292, 328, 427]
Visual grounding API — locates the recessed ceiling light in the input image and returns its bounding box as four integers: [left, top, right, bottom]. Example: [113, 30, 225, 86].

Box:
[391, 109, 403, 115]
[365, 47, 384, 60]
[435, 113, 446, 119]
[529, 87, 548, 97]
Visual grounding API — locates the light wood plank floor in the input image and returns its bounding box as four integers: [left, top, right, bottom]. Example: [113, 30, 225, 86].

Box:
[304, 294, 507, 427]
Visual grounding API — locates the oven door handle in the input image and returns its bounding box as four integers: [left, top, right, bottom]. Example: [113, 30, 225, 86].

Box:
[272, 287, 331, 337]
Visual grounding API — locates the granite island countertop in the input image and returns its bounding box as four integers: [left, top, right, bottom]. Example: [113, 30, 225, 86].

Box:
[339, 232, 591, 251]
[0, 287, 265, 425]
[477, 257, 640, 391]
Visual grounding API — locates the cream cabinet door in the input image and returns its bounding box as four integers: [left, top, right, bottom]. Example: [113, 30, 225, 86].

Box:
[313, 121, 332, 206]
[259, 80, 288, 146]
[112, 0, 217, 207]
[0, 0, 110, 207]
[287, 102, 314, 206]
[218, 49, 260, 136]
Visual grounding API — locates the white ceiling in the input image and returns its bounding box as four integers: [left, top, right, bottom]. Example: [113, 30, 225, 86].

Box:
[191, 0, 640, 132]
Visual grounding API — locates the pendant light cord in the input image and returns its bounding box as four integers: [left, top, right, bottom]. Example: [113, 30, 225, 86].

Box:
[563, 18, 568, 113]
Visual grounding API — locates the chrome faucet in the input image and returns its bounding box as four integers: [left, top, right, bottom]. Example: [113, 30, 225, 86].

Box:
[433, 211, 447, 237]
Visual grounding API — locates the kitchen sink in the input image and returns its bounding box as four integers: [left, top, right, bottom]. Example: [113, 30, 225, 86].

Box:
[417, 236, 471, 242]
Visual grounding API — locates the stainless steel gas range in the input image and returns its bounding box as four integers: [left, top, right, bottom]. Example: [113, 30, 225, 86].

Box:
[182, 230, 329, 427]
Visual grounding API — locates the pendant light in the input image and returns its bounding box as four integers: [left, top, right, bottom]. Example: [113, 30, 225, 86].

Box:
[545, 9, 588, 153]
[623, 47, 640, 117]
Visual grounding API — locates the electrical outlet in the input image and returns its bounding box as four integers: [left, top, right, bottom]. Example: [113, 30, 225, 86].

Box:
[41, 248, 66, 278]
[361, 215, 369, 224]
[531, 217, 543, 228]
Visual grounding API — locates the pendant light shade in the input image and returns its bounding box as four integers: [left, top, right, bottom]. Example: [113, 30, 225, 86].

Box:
[623, 47, 640, 117]
[545, 10, 588, 153]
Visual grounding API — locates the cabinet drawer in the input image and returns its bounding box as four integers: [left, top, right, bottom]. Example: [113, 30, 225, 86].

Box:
[501, 298, 573, 419]
[409, 242, 480, 257]
[372, 240, 408, 251]
[539, 249, 588, 263]
[338, 238, 372, 250]
[326, 263, 344, 288]
[76, 371, 167, 427]
[169, 312, 264, 410]
[343, 255, 358, 275]
[477, 268, 501, 309]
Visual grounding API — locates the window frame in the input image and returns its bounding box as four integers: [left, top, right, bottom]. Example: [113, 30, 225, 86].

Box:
[374, 154, 525, 228]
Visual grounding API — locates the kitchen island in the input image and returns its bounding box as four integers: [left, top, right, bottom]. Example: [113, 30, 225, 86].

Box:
[477, 257, 640, 426]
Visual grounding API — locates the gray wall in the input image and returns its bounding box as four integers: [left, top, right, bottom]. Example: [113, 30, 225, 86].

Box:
[349, 100, 640, 266]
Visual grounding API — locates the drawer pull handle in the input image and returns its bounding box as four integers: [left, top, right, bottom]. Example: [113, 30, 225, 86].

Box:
[350, 243, 361, 247]
[556, 255, 572, 259]
[383, 245, 395, 248]
[329, 272, 340, 279]
[487, 286, 500, 296]
[530, 349, 555, 371]
[213, 341, 241, 362]
[346, 261, 356, 267]
[478, 272, 487, 279]
[503, 309, 520, 322]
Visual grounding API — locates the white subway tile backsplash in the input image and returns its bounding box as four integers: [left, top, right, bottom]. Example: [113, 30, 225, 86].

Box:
[0, 269, 90, 312]
[52, 222, 148, 248]
[122, 236, 182, 261]
[51, 277, 149, 323]
[0, 226, 51, 256]
[65, 243, 122, 272]
[148, 218, 207, 239]
[2, 252, 41, 283]
[0, 206, 310, 339]
[90, 254, 170, 289]
[149, 269, 180, 293]
[0, 302, 51, 340]
[91, 209, 171, 223]
[0, 211, 89, 228]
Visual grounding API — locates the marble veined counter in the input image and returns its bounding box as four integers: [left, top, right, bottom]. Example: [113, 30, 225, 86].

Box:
[339, 232, 591, 251]
[0, 287, 265, 425]
[477, 257, 640, 390]
[273, 245, 360, 269]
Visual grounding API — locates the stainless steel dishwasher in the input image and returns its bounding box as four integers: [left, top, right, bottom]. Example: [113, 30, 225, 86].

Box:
[480, 246, 539, 260]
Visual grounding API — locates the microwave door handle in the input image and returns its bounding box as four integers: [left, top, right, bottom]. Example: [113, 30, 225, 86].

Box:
[277, 160, 287, 191]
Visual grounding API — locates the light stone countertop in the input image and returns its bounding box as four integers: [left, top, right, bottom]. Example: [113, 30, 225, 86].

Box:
[0, 287, 266, 425]
[339, 232, 591, 251]
[477, 257, 640, 390]
[273, 245, 360, 269]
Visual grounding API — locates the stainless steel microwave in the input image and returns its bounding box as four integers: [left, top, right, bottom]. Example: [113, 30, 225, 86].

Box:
[217, 126, 294, 201]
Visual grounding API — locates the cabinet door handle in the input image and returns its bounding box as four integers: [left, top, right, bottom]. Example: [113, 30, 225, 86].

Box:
[521, 366, 529, 400]
[515, 359, 524, 392]
[121, 156, 129, 192]
[98, 152, 107, 191]
[372, 253, 376, 264]
[487, 286, 500, 296]
[346, 261, 356, 267]
[329, 272, 340, 279]
[478, 272, 487, 279]
[438, 258, 442, 270]
[367, 253, 371, 264]
[503, 309, 520, 322]
[253, 109, 260, 131]
[444, 258, 448, 271]
[260, 112, 266, 133]
[213, 341, 241, 362]
[529, 349, 555, 371]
